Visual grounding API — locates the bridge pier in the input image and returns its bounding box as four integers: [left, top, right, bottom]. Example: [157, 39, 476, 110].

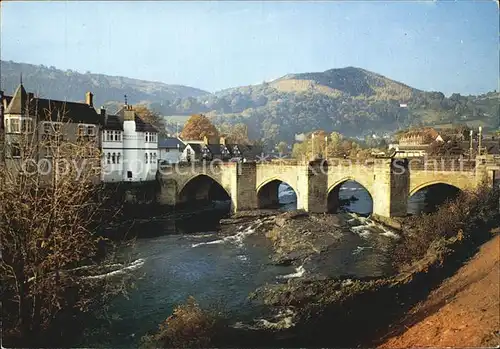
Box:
[231, 163, 258, 211]
[372, 159, 410, 218]
[300, 160, 328, 213]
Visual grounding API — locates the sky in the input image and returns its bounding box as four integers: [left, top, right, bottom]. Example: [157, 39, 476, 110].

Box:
[1, 1, 498, 95]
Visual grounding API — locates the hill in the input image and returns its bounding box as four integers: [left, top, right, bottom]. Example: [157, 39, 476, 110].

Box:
[0, 60, 209, 109]
[159, 67, 498, 145]
[1, 61, 498, 145]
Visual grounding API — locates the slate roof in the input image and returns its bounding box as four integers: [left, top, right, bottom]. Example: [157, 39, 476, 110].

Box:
[115, 107, 158, 133]
[232, 144, 262, 159]
[205, 144, 225, 155]
[3, 83, 102, 125]
[186, 143, 203, 153]
[158, 137, 185, 149]
[103, 114, 123, 131]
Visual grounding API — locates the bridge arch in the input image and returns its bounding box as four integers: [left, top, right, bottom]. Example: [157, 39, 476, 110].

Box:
[178, 174, 231, 205]
[256, 177, 299, 209]
[409, 180, 467, 197]
[408, 181, 463, 215]
[327, 177, 373, 214]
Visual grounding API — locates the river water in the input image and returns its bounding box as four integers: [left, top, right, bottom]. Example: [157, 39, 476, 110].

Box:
[81, 181, 430, 347]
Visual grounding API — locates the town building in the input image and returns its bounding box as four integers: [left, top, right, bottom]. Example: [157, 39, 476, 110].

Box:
[180, 140, 204, 162]
[389, 126, 499, 158]
[179, 136, 262, 162]
[100, 104, 159, 182]
[389, 128, 444, 157]
[1, 83, 102, 182]
[158, 136, 185, 164]
[1, 82, 159, 184]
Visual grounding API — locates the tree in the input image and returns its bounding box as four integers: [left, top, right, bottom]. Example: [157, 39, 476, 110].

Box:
[219, 123, 251, 145]
[276, 141, 288, 154]
[0, 103, 133, 346]
[133, 105, 167, 136]
[180, 114, 219, 141]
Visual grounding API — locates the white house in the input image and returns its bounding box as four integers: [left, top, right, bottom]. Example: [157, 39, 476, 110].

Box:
[101, 104, 158, 182]
[158, 136, 185, 164]
[180, 141, 204, 162]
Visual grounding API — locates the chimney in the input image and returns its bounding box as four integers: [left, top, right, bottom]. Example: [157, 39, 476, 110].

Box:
[220, 136, 226, 145]
[85, 91, 94, 107]
[203, 135, 209, 145]
[100, 106, 108, 124]
[124, 107, 135, 121]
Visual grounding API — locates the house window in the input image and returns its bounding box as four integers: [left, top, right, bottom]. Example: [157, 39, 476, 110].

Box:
[10, 119, 20, 133]
[9, 142, 21, 158]
[117, 153, 121, 164]
[4, 119, 9, 132]
[165, 148, 170, 153]
[86, 125, 96, 136]
[21, 118, 33, 133]
[43, 121, 62, 134]
[115, 132, 121, 142]
[112, 153, 116, 164]
[153, 153, 157, 163]
[78, 124, 96, 137]
[127, 171, 132, 179]
[145, 153, 148, 164]
[107, 153, 111, 164]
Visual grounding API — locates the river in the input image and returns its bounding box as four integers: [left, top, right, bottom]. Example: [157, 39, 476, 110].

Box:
[81, 181, 431, 348]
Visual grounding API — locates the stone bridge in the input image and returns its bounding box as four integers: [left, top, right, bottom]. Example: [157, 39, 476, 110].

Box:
[157, 156, 499, 218]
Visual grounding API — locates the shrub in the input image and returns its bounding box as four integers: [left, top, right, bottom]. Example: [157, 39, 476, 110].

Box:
[141, 296, 219, 348]
[393, 184, 500, 268]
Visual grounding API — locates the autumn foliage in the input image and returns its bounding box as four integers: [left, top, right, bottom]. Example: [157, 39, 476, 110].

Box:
[180, 114, 219, 141]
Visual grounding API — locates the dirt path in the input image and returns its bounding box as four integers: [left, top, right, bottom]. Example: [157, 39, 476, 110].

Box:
[379, 234, 500, 348]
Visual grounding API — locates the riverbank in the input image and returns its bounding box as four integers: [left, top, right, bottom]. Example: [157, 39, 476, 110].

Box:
[378, 233, 500, 348]
[116, 186, 499, 348]
[208, 210, 497, 348]
[230, 187, 500, 347]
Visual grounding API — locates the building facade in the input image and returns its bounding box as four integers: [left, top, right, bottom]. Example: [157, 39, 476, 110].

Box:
[158, 136, 185, 164]
[1, 83, 102, 182]
[1, 83, 159, 184]
[100, 105, 159, 182]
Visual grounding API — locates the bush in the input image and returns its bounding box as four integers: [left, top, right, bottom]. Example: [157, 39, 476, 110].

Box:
[141, 296, 220, 348]
[393, 184, 500, 268]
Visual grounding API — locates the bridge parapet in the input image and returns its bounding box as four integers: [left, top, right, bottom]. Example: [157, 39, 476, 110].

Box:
[407, 157, 476, 171]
